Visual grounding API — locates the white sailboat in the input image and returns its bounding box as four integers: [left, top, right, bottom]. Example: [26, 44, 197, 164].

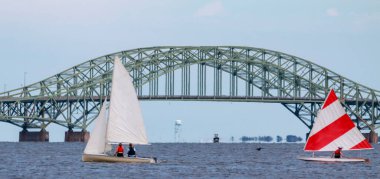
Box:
[298, 89, 373, 162]
[82, 57, 156, 163]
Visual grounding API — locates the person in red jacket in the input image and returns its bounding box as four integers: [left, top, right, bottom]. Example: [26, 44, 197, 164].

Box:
[332, 147, 343, 158]
[115, 143, 124, 157]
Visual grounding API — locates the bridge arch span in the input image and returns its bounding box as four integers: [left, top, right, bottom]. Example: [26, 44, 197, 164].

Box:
[0, 46, 379, 141]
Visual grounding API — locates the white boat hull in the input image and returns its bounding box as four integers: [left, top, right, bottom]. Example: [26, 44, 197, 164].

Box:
[298, 156, 369, 162]
[82, 154, 156, 163]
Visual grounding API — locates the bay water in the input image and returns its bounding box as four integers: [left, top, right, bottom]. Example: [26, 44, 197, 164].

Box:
[0, 142, 379, 178]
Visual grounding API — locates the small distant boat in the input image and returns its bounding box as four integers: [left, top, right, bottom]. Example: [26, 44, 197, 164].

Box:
[213, 134, 220, 143]
[82, 57, 156, 163]
[298, 89, 373, 163]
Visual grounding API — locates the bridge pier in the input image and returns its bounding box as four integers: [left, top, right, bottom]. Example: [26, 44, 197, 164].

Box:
[65, 129, 90, 142]
[19, 129, 49, 142]
[363, 131, 378, 144]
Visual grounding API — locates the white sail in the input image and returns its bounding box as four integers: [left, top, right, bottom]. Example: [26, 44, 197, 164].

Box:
[84, 100, 111, 154]
[106, 57, 149, 145]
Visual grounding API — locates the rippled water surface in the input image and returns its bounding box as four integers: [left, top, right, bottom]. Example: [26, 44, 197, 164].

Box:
[0, 142, 379, 178]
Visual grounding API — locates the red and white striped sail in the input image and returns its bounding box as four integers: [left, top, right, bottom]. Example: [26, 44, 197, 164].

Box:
[304, 89, 373, 152]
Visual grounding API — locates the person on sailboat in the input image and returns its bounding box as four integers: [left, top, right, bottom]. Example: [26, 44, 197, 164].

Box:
[115, 143, 124, 157]
[127, 143, 137, 157]
[332, 147, 343, 158]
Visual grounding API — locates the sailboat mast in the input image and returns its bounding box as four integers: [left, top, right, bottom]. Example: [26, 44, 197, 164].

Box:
[106, 57, 122, 144]
[103, 97, 111, 154]
[104, 58, 125, 153]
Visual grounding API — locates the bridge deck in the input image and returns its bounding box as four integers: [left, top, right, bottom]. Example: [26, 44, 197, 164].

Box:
[0, 95, 375, 105]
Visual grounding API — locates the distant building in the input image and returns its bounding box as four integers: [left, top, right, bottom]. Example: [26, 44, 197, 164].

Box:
[240, 136, 273, 143]
[240, 136, 257, 142]
[286, 135, 302, 142]
[258, 136, 273, 142]
[276, 136, 283, 143]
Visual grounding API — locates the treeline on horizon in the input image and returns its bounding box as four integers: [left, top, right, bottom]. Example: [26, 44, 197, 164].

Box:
[240, 135, 303, 143]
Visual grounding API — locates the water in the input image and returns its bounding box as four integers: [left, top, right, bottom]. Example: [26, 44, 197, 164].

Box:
[0, 142, 379, 178]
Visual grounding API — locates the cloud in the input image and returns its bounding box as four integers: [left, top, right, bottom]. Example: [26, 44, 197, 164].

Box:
[194, 1, 224, 17]
[326, 8, 339, 17]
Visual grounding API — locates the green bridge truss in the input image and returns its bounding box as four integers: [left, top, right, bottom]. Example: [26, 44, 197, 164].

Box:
[0, 46, 379, 133]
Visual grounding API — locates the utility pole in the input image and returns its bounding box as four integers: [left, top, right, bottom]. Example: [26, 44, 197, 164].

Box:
[24, 72, 27, 87]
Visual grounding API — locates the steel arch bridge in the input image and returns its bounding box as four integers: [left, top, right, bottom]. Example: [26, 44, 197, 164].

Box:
[0, 46, 379, 136]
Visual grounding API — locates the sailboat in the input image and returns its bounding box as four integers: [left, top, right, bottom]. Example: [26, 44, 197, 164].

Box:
[298, 89, 373, 162]
[82, 57, 156, 163]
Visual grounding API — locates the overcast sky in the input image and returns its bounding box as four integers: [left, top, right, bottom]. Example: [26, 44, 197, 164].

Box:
[0, 0, 379, 142]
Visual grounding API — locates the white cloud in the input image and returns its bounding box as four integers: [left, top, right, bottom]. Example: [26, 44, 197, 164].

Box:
[326, 8, 339, 17]
[194, 1, 224, 17]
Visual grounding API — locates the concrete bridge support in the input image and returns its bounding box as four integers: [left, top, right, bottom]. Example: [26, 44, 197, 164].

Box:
[363, 131, 378, 144]
[19, 129, 49, 142]
[65, 129, 90, 142]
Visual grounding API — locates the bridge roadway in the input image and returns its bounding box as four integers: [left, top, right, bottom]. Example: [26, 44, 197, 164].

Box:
[2, 95, 377, 143]
[0, 95, 374, 104]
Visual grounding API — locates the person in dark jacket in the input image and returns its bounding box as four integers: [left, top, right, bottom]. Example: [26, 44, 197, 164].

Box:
[127, 143, 137, 157]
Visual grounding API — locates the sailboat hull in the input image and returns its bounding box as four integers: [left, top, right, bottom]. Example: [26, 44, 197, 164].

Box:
[82, 154, 156, 163]
[298, 156, 368, 162]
